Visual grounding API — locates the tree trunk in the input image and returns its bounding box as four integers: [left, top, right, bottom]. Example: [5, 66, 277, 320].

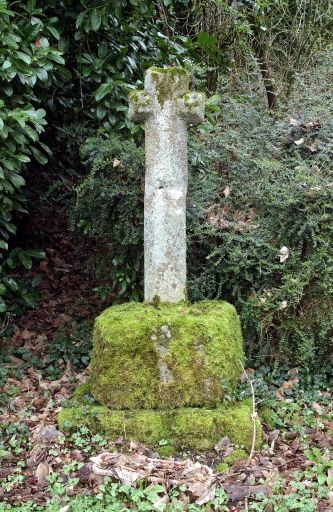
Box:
[252, 25, 278, 110]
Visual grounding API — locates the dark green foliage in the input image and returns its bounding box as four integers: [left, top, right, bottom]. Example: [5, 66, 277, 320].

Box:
[0, 248, 45, 316]
[45, 321, 93, 380]
[69, 138, 145, 304]
[186, 57, 333, 370]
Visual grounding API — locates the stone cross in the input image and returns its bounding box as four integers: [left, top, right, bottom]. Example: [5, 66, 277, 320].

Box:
[128, 67, 204, 303]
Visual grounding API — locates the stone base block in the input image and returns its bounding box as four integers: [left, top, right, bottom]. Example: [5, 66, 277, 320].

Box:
[90, 300, 244, 410]
[58, 386, 261, 452]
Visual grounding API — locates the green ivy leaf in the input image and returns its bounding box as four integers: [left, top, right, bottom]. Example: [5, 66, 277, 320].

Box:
[2, 84, 13, 96]
[23, 294, 36, 308]
[5, 278, 18, 291]
[96, 104, 107, 120]
[14, 51, 32, 65]
[76, 11, 86, 29]
[318, 472, 327, 485]
[58, 36, 69, 53]
[48, 26, 60, 40]
[48, 51, 65, 64]
[10, 174, 26, 188]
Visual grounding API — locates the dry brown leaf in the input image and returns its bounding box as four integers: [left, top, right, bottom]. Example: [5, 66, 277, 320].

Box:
[27, 446, 46, 467]
[53, 314, 72, 327]
[312, 402, 322, 412]
[276, 376, 299, 400]
[36, 462, 51, 486]
[214, 436, 230, 453]
[91, 453, 215, 504]
[223, 185, 232, 198]
[113, 159, 122, 168]
[307, 142, 318, 152]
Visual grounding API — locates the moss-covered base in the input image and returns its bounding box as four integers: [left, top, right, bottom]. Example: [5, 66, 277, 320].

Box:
[90, 300, 244, 410]
[58, 398, 261, 452]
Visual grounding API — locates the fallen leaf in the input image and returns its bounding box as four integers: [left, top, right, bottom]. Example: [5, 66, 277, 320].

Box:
[223, 186, 232, 198]
[214, 436, 230, 453]
[307, 142, 318, 152]
[53, 314, 72, 327]
[312, 402, 322, 412]
[278, 246, 289, 263]
[295, 138, 304, 145]
[36, 462, 51, 487]
[276, 376, 299, 400]
[113, 159, 122, 168]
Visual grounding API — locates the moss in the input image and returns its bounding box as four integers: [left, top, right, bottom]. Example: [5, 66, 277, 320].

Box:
[261, 406, 274, 428]
[74, 380, 91, 401]
[58, 400, 261, 452]
[157, 445, 175, 458]
[90, 300, 244, 410]
[224, 449, 248, 465]
[214, 462, 229, 473]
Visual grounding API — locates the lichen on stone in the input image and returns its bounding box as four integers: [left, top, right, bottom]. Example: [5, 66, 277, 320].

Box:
[148, 67, 188, 107]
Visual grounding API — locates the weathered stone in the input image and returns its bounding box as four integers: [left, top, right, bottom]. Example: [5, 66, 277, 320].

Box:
[129, 67, 205, 303]
[89, 300, 244, 410]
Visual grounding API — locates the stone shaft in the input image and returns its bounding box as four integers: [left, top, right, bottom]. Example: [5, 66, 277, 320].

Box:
[129, 67, 204, 303]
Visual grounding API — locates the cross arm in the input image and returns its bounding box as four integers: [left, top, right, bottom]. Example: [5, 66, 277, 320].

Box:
[128, 90, 153, 123]
[178, 92, 205, 125]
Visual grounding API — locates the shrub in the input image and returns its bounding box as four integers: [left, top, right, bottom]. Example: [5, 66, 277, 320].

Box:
[187, 52, 333, 370]
[68, 138, 145, 304]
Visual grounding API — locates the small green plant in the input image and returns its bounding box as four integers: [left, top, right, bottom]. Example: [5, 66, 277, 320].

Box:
[304, 447, 333, 487]
[95, 255, 143, 303]
[0, 421, 30, 454]
[249, 476, 319, 511]
[214, 462, 229, 473]
[224, 449, 248, 465]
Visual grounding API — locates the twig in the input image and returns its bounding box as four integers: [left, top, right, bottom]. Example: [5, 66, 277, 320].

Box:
[0, 315, 9, 335]
[123, 413, 126, 441]
[239, 360, 257, 466]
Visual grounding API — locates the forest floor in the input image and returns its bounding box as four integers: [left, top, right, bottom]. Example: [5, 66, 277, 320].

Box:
[1, 205, 333, 511]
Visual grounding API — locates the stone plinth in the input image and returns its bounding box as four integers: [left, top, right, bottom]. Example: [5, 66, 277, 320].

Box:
[89, 300, 244, 410]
